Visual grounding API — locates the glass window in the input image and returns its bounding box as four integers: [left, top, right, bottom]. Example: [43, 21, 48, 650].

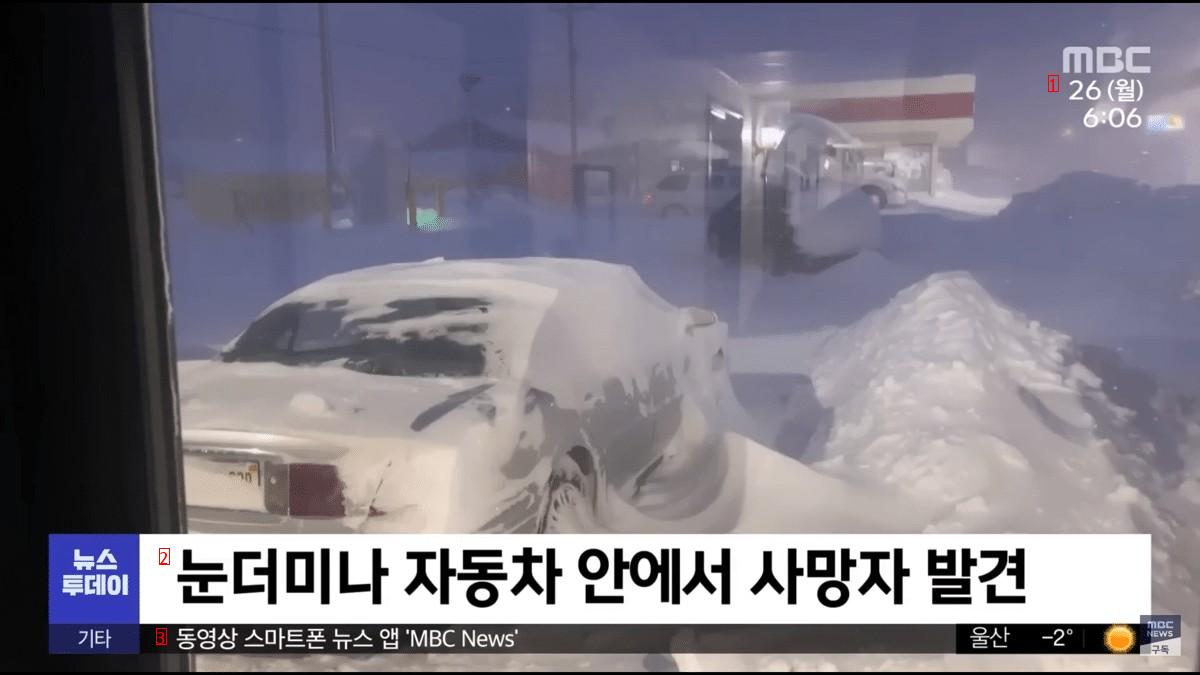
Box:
[222, 298, 494, 378]
[149, 3, 1200, 669]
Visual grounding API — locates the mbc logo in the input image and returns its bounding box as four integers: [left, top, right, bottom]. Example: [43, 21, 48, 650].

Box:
[1063, 46, 1151, 74]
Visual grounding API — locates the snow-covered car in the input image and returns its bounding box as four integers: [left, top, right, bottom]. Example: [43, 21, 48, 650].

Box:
[178, 257, 732, 534]
[860, 160, 908, 209]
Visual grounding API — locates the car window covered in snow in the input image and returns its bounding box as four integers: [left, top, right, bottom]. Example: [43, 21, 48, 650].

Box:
[148, 2, 1200, 671]
[223, 298, 493, 377]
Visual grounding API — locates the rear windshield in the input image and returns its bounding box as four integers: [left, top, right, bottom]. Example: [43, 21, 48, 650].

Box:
[222, 297, 495, 377]
[656, 173, 690, 191]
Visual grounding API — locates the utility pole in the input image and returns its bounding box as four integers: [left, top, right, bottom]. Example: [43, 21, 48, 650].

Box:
[566, 8, 578, 170]
[548, 4, 595, 171]
[459, 72, 481, 214]
[317, 3, 339, 229]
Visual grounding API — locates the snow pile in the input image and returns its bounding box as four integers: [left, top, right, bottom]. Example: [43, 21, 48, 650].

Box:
[685, 272, 1200, 671]
[806, 274, 1146, 525]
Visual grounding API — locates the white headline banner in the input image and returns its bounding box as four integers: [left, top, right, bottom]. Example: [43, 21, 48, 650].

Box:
[139, 534, 1150, 624]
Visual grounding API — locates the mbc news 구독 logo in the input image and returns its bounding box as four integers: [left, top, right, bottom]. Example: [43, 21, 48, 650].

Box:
[48, 534, 141, 654]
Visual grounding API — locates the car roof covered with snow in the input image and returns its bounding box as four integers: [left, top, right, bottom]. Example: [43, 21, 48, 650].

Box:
[276, 257, 670, 309]
[238, 257, 689, 407]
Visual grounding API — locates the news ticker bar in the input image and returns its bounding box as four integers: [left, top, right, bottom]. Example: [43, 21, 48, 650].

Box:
[55, 533, 1152, 624]
[49, 624, 1172, 655]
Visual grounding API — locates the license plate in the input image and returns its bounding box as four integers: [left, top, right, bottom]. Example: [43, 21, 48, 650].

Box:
[184, 454, 267, 512]
[226, 461, 261, 487]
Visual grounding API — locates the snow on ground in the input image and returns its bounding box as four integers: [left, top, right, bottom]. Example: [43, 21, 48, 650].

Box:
[908, 189, 1011, 217]
[714, 173, 1200, 669]
[186, 172, 1198, 671]
[199, 272, 1199, 673]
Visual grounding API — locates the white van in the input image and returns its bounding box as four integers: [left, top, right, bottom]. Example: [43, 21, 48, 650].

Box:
[643, 168, 741, 218]
[861, 158, 909, 209]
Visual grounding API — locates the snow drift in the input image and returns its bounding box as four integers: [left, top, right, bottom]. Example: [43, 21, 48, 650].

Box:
[801, 273, 1194, 528]
[682, 271, 1200, 671]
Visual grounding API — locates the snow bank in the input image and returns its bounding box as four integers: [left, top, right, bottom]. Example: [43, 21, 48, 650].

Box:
[701, 271, 1199, 671]
[808, 274, 1135, 519]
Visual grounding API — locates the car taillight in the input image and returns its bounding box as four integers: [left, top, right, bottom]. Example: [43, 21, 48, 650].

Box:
[288, 463, 345, 517]
[643, 192, 653, 205]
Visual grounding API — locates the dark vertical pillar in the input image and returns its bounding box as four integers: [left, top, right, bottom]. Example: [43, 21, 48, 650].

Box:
[5, 3, 188, 669]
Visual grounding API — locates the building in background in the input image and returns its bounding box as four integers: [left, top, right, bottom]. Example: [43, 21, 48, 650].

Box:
[760, 74, 976, 195]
